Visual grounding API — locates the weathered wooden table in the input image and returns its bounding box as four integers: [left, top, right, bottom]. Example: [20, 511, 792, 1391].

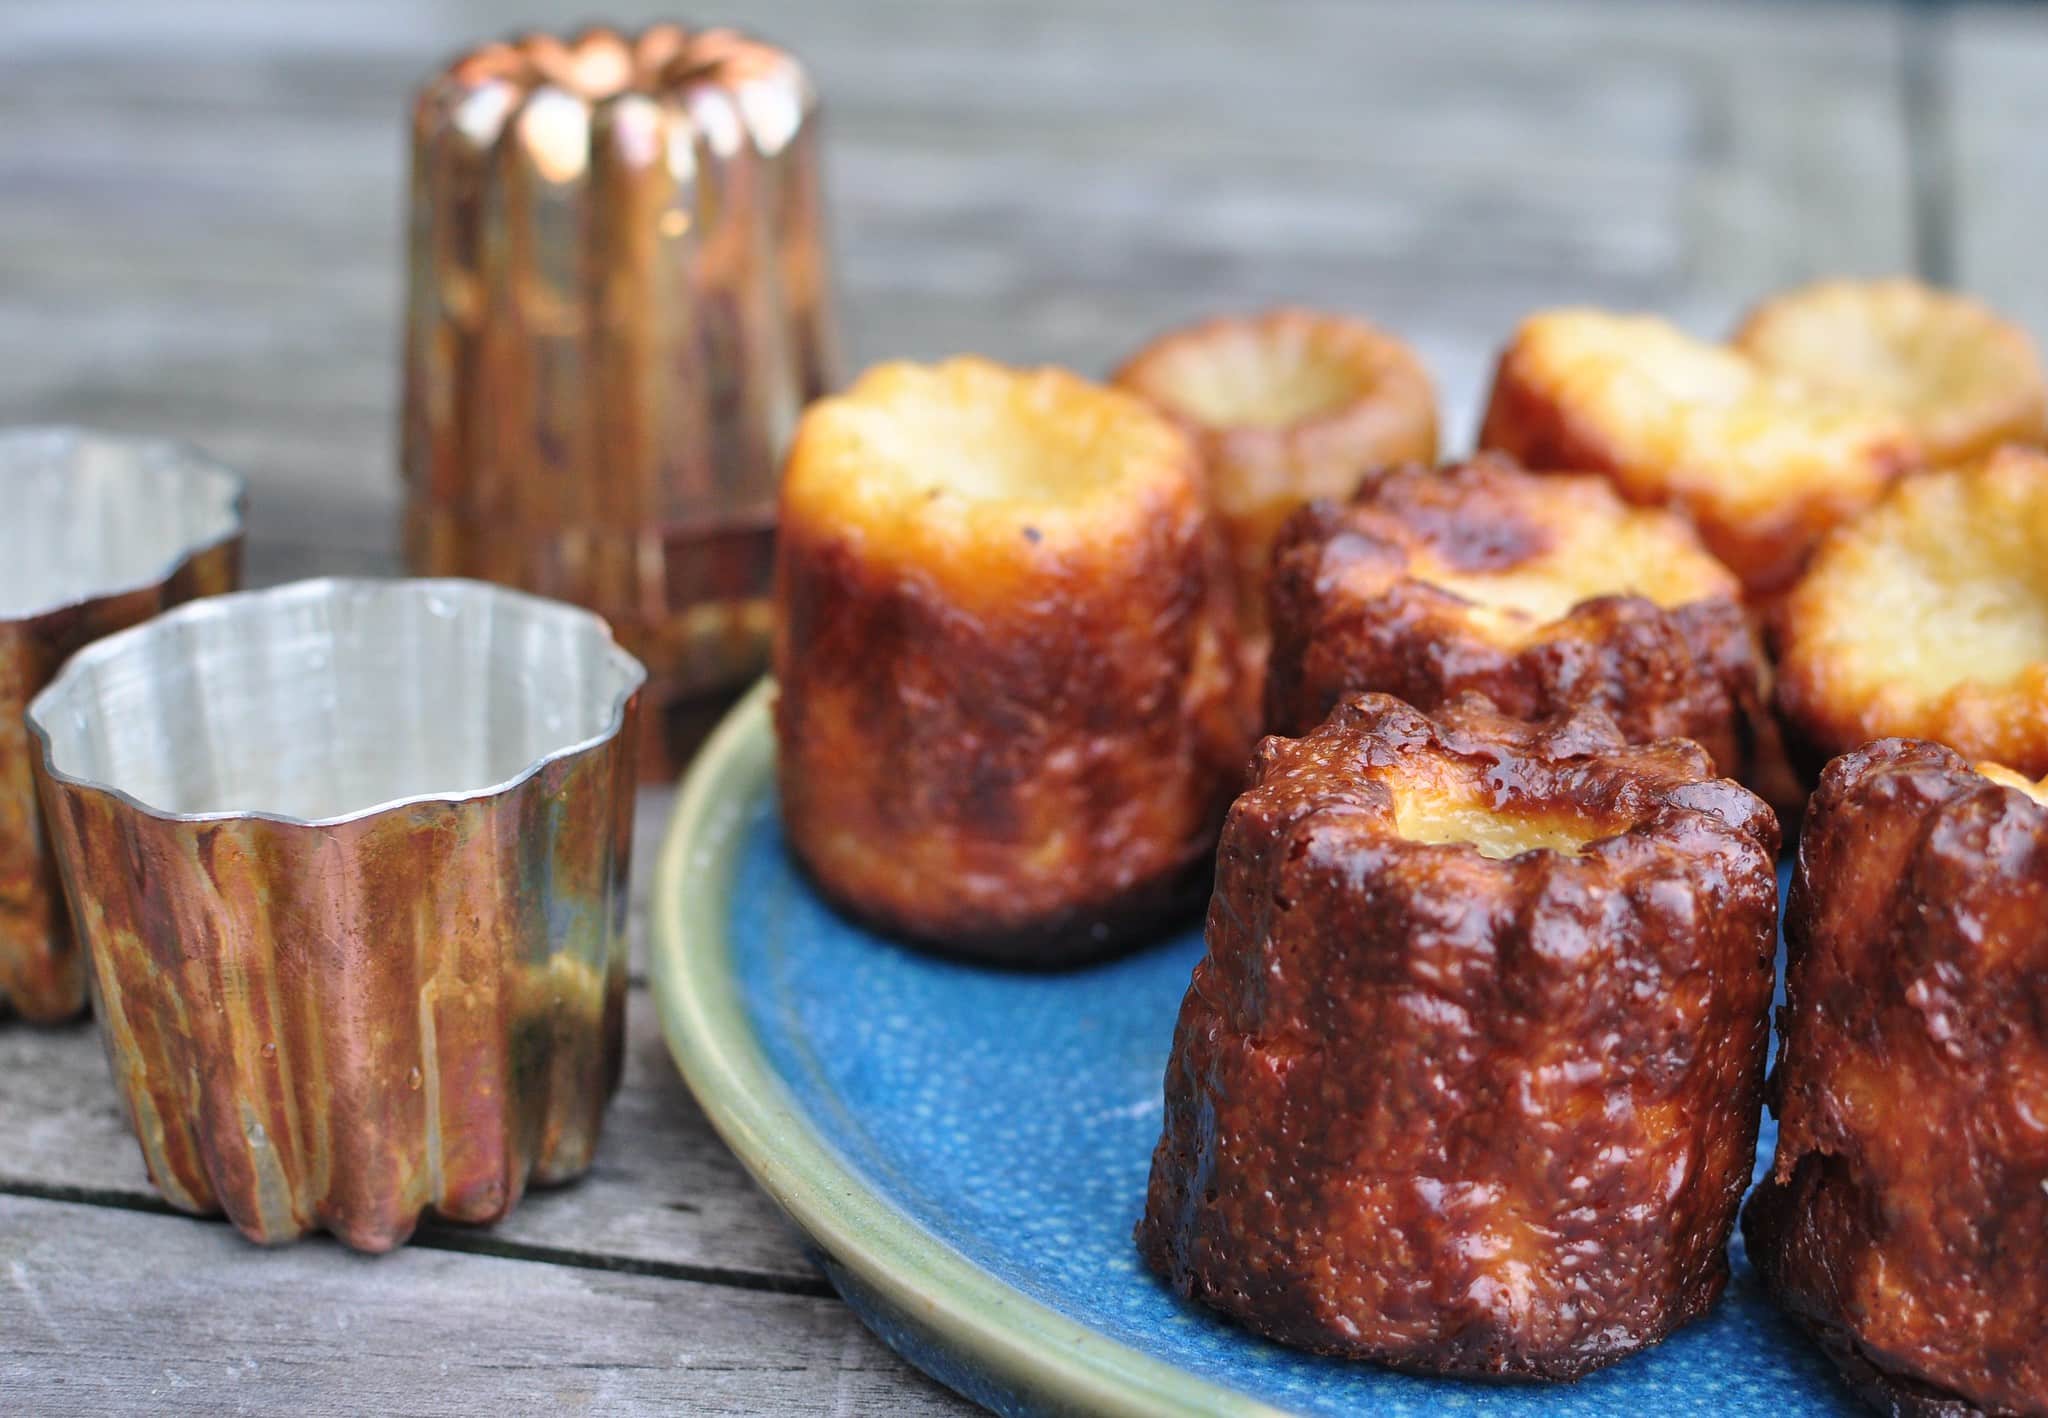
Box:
[1, 1, 2040, 1411]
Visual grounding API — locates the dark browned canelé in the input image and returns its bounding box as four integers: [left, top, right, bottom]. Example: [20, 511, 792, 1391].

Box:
[1139, 693, 1780, 1380]
[1745, 739, 2048, 1417]
[1263, 454, 1783, 803]
[773, 357, 1251, 966]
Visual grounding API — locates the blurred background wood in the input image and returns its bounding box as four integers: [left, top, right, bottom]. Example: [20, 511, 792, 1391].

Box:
[0, 0, 2038, 1411]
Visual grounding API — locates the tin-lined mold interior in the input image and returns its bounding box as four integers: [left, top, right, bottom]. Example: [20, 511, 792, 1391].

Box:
[32, 579, 644, 823]
[0, 428, 244, 620]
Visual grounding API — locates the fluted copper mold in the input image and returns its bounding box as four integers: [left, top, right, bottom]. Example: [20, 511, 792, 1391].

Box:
[401, 25, 838, 771]
[0, 427, 244, 1023]
[26, 578, 645, 1251]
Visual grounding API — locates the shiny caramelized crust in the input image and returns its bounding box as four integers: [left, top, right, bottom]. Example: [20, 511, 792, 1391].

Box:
[1745, 739, 2048, 1417]
[1737, 277, 2048, 469]
[1113, 308, 1438, 632]
[1263, 454, 1786, 800]
[773, 357, 1250, 965]
[1480, 308, 1921, 596]
[1777, 446, 2048, 777]
[1139, 694, 1779, 1380]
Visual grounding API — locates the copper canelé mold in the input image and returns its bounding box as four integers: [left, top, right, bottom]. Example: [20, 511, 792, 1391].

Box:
[27, 578, 645, 1251]
[401, 24, 838, 773]
[0, 427, 244, 1022]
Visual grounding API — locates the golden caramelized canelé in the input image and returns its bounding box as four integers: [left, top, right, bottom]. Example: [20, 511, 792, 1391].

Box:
[1776, 444, 2048, 777]
[1113, 308, 1438, 633]
[1737, 277, 2048, 470]
[1746, 739, 2048, 1417]
[1262, 454, 1783, 797]
[1139, 693, 1780, 1380]
[773, 357, 1250, 965]
[1480, 308, 1921, 596]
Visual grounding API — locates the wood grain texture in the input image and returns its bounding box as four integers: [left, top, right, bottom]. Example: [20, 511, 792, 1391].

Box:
[1948, 4, 2048, 344]
[0, 989, 821, 1284]
[0, 1195, 970, 1416]
[0, 0, 1930, 535]
[0, 0, 2037, 1411]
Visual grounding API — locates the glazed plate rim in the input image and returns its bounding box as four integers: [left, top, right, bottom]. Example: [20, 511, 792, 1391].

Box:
[650, 678, 1288, 1417]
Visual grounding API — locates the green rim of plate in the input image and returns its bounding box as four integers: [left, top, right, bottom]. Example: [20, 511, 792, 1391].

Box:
[650, 678, 1289, 1418]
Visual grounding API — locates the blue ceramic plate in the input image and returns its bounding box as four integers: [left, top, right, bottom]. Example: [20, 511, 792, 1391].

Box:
[651, 682, 1854, 1416]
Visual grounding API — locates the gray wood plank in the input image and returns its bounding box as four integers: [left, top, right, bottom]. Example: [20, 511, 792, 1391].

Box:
[0, 986, 819, 1285]
[0, 1194, 971, 1416]
[0, 0, 1922, 508]
[1947, 4, 2048, 346]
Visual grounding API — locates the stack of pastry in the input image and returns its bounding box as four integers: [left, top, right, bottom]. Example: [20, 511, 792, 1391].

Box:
[1481, 278, 2046, 600]
[1138, 278, 2048, 1399]
[766, 279, 2048, 1409]
[773, 316, 1442, 965]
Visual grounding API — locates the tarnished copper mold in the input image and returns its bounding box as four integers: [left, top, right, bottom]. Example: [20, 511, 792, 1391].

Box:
[0, 427, 243, 1023]
[26, 578, 645, 1251]
[401, 24, 838, 773]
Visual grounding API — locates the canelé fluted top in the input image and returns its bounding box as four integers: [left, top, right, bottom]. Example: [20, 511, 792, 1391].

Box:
[427, 25, 813, 118]
[1239, 690, 1780, 872]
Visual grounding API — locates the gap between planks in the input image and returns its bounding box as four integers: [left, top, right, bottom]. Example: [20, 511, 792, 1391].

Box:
[0, 1175, 834, 1300]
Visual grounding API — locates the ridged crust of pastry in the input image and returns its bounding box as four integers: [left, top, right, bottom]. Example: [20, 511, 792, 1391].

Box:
[1737, 277, 2048, 470]
[1262, 454, 1788, 806]
[1114, 308, 1438, 633]
[1776, 445, 2048, 777]
[1479, 308, 1921, 597]
[773, 357, 1251, 965]
[1745, 738, 2048, 1418]
[1139, 693, 1779, 1380]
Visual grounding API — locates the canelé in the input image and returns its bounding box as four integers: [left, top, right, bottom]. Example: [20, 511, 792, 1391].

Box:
[1262, 454, 1781, 799]
[1113, 308, 1438, 635]
[1776, 445, 2048, 777]
[1139, 693, 1779, 1379]
[773, 357, 1250, 965]
[1479, 308, 1920, 596]
[1737, 277, 2047, 470]
[1746, 739, 2048, 1417]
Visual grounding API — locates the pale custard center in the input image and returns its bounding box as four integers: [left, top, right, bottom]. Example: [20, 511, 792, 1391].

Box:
[1150, 336, 1364, 429]
[1391, 787, 1607, 859]
[1818, 473, 2048, 695]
